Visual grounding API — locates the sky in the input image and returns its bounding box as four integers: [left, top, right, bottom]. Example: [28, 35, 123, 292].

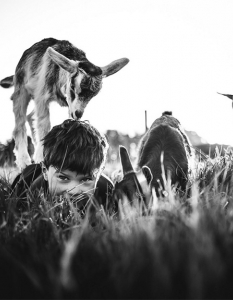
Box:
[1, 0, 233, 145]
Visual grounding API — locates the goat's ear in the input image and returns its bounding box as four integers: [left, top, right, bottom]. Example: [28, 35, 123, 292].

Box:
[0, 75, 14, 88]
[101, 58, 129, 77]
[47, 47, 79, 74]
[119, 145, 134, 176]
[217, 92, 233, 100]
[142, 165, 153, 186]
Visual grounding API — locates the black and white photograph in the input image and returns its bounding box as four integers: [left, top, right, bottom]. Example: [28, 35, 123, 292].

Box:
[0, 1, 233, 298]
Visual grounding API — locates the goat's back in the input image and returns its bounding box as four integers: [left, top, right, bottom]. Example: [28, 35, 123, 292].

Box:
[14, 38, 87, 89]
[137, 124, 189, 192]
[16, 38, 86, 71]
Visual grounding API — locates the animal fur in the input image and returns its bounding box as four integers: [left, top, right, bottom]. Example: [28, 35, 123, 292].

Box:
[0, 136, 34, 168]
[137, 111, 194, 196]
[0, 38, 129, 169]
[115, 112, 194, 202]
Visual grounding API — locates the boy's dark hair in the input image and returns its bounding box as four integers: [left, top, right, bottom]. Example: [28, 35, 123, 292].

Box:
[42, 119, 108, 176]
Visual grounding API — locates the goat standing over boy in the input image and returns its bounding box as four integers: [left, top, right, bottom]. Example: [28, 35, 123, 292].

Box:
[0, 38, 129, 169]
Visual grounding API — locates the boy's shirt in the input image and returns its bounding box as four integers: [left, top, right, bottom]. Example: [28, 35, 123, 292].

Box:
[11, 164, 114, 211]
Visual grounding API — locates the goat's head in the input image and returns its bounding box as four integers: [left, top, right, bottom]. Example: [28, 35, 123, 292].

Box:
[47, 47, 129, 119]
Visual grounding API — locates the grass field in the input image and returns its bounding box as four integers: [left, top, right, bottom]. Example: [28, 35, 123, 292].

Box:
[1, 148, 233, 298]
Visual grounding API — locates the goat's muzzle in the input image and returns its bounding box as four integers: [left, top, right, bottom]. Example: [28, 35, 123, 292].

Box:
[72, 110, 83, 120]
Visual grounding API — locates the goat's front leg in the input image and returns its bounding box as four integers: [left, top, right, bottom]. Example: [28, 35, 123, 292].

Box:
[12, 87, 31, 170]
[34, 99, 51, 163]
[26, 110, 37, 145]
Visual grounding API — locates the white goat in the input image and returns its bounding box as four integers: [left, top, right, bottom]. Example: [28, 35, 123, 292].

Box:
[0, 38, 129, 169]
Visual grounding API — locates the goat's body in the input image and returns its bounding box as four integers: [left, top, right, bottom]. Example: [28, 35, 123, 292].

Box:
[1, 38, 129, 169]
[11, 38, 89, 167]
[137, 113, 193, 196]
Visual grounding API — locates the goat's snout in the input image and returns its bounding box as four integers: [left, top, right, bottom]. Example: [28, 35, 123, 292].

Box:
[72, 110, 83, 120]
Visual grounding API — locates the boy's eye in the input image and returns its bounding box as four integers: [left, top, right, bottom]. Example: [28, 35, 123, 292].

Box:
[58, 175, 69, 181]
[81, 177, 93, 183]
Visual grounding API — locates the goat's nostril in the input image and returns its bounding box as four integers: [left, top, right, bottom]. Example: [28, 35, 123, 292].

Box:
[75, 110, 83, 119]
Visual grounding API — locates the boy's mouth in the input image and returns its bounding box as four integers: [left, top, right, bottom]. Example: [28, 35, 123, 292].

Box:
[65, 193, 91, 209]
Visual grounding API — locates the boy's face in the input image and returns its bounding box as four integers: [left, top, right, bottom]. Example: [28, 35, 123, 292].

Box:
[42, 165, 98, 209]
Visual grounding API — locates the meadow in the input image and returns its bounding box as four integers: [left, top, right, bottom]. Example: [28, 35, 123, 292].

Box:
[1, 147, 233, 299]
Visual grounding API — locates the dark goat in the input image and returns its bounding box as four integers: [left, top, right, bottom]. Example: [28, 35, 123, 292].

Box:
[0, 137, 34, 168]
[0, 38, 129, 169]
[137, 111, 193, 196]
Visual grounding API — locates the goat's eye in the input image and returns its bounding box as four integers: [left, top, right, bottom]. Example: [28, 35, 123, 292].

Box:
[81, 76, 91, 89]
[90, 76, 101, 91]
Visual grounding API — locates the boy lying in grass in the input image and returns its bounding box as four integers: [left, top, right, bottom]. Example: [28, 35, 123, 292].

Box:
[11, 119, 114, 212]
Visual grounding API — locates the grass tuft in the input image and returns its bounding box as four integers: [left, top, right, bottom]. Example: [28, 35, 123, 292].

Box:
[1, 148, 233, 298]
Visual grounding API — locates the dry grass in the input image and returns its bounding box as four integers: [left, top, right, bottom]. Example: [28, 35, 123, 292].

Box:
[0, 148, 233, 298]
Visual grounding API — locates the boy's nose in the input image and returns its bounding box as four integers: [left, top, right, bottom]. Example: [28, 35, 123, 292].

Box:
[64, 190, 82, 201]
[68, 188, 82, 198]
[67, 183, 82, 193]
